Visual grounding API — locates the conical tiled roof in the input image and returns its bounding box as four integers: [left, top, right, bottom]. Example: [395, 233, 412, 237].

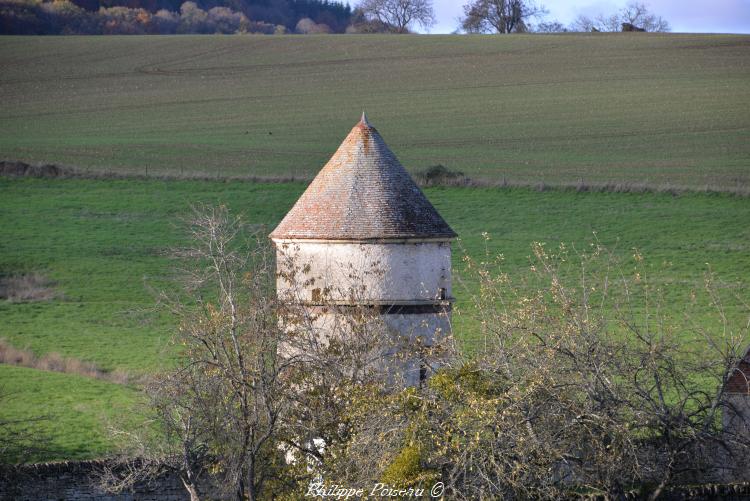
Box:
[270, 114, 456, 241]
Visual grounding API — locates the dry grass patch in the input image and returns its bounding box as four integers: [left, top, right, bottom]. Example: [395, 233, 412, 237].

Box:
[0, 273, 58, 303]
[6, 159, 747, 196]
[0, 339, 131, 385]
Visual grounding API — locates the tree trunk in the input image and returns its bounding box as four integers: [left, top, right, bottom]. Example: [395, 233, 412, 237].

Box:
[246, 460, 257, 501]
[237, 478, 245, 501]
[180, 478, 201, 501]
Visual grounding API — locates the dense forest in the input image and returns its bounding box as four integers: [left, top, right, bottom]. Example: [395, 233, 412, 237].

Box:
[0, 0, 353, 34]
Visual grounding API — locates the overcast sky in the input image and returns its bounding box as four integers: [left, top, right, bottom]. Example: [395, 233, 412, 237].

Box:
[427, 0, 750, 34]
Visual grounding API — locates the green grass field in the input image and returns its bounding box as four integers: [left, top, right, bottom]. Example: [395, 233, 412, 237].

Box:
[0, 33, 749, 461]
[0, 364, 141, 461]
[1, 34, 749, 189]
[2, 177, 749, 459]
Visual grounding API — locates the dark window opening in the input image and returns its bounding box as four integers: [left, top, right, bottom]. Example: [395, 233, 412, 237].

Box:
[419, 363, 428, 386]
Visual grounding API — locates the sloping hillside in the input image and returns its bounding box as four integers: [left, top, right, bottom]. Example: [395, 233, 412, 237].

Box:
[1, 34, 748, 190]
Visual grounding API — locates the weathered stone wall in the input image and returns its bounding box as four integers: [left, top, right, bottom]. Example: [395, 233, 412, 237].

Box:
[300, 308, 452, 386]
[0, 461, 211, 501]
[274, 239, 453, 388]
[719, 393, 750, 483]
[274, 240, 452, 304]
[3, 456, 750, 500]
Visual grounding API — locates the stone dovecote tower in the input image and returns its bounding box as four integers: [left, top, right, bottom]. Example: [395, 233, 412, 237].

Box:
[270, 113, 456, 386]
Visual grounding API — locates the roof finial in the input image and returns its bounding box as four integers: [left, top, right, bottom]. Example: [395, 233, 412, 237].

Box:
[360, 111, 370, 127]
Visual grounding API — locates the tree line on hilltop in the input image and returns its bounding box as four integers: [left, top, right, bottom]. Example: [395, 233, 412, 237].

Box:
[0, 0, 353, 34]
[1, 0, 671, 35]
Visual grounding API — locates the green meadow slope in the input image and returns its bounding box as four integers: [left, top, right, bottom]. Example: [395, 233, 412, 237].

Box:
[1, 34, 749, 189]
[1, 177, 749, 459]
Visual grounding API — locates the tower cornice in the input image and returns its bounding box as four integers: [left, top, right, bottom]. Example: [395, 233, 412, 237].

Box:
[271, 237, 456, 245]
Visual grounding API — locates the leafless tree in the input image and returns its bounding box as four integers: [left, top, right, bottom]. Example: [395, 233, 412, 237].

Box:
[358, 0, 436, 33]
[460, 0, 547, 34]
[620, 1, 670, 31]
[570, 14, 597, 32]
[99, 388, 207, 501]
[103, 206, 295, 501]
[571, 2, 670, 32]
[446, 242, 750, 497]
[105, 205, 441, 499]
[169, 205, 296, 501]
[533, 20, 567, 33]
